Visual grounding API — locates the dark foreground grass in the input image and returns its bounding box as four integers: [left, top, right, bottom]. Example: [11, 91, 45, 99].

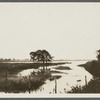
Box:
[0, 70, 51, 93]
[68, 78, 100, 93]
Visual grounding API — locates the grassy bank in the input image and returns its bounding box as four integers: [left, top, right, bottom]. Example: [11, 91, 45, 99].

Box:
[79, 60, 100, 78]
[69, 60, 100, 93]
[68, 78, 100, 93]
[0, 70, 51, 93]
[55, 66, 71, 70]
[0, 62, 68, 75]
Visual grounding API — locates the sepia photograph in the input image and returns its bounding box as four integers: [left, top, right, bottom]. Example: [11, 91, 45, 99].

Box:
[0, 3, 100, 97]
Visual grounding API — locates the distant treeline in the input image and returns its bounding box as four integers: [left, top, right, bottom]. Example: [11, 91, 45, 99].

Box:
[0, 58, 30, 62]
[0, 58, 91, 62]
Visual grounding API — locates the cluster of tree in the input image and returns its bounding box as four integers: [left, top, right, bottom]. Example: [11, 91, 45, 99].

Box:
[96, 49, 100, 61]
[30, 50, 53, 70]
[0, 58, 30, 62]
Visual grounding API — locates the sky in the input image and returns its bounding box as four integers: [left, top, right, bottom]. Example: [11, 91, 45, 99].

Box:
[0, 3, 100, 60]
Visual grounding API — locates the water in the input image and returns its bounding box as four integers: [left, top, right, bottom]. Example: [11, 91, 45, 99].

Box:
[18, 61, 93, 94]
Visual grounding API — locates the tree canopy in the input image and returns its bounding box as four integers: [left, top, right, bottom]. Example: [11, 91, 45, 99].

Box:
[30, 50, 53, 63]
[96, 49, 100, 61]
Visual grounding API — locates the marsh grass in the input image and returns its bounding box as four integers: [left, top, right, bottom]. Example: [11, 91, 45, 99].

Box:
[0, 70, 51, 93]
[0, 62, 67, 75]
[78, 60, 100, 78]
[0, 62, 67, 93]
[55, 66, 71, 70]
[68, 78, 100, 93]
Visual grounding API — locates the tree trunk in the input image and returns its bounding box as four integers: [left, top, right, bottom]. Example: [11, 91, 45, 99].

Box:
[43, 60, 45, 71]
